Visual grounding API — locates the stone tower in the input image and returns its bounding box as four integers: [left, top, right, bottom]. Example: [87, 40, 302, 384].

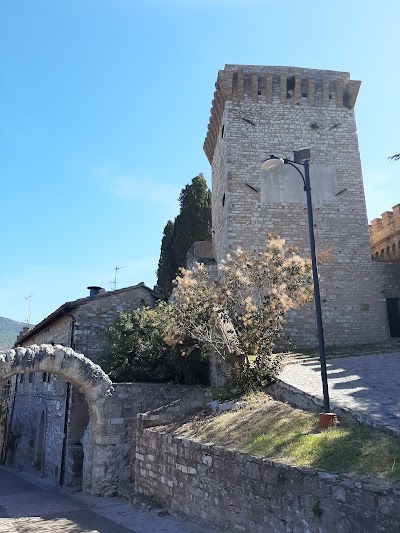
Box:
[204, 64, 390, 347]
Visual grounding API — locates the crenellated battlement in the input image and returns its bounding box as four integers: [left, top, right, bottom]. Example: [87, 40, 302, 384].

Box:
[370, 204, 400, 260]
[204, 64, 361, 163]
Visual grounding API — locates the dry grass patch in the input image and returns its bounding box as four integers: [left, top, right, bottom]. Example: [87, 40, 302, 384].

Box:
[172, 392, 400, 484]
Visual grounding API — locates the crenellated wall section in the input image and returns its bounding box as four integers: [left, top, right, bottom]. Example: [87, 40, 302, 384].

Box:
[204, 65, 361, 164]
[370, 204, 400, 261]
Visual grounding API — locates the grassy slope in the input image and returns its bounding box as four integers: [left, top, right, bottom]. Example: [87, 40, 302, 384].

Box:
[172, 393, 400, 484]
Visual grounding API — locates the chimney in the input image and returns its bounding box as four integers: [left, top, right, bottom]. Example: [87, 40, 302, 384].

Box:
[87, 286, 104, 297]
[16, 325, 31, 344]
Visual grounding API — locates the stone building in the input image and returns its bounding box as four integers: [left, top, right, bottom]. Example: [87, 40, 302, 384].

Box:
[2, 283, 157, 488]
[370, 204, 400, 261]
[202, 64, 400, 347]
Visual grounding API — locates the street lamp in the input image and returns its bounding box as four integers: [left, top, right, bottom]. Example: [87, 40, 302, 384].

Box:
[262, 149, 336, 426]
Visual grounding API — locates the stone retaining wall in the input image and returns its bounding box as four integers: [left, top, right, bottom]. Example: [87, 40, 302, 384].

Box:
[135, 402, 400, 532]
[99, 383, 214, 492]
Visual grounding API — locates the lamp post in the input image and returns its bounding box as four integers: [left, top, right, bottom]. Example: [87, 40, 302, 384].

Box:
[262, 149, 335, 425]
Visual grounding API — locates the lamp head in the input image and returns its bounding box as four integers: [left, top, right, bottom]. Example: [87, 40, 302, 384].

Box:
[261, 155, 285, 172]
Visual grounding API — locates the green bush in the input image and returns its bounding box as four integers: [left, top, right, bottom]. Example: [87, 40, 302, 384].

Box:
[99, 302, 209, 384]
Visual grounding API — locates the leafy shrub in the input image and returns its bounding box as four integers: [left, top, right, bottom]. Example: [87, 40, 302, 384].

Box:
[168, 235, 314, 391]
[99, 303, 183, 383]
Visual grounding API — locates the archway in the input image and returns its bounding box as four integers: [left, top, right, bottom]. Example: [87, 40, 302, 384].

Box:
[0, 344, 114, 495]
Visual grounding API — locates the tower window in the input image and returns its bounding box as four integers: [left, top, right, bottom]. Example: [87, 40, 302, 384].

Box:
[287, 76, 295, 91]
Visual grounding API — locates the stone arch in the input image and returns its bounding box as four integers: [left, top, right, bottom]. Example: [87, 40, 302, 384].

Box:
[0, 344, 114, 495]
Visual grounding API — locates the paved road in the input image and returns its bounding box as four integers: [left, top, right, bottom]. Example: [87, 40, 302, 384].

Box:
[0, 466, 216, 533]
[280, 352, 400, 433]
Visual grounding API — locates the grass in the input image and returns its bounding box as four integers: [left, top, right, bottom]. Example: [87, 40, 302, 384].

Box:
[172, 393, 400, 484]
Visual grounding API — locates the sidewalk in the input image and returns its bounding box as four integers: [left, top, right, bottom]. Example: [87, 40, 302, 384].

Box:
[0, 466, 218, 533]
[279, 351, 400, 434]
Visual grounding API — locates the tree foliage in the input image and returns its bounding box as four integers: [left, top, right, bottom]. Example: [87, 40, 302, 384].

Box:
[389, 154, 400, 161]
[99, 303, 183, 383]
[156, 221, 177, 298]
[99, 302, 209, 384]
[157, 175, 211, 297]
[167, 235, 315, 391]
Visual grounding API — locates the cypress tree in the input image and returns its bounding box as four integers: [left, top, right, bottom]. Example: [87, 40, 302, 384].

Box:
[156, 174, 211, 297]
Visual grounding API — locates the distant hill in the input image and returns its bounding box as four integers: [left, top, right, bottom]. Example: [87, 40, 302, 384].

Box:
[0, 317, 34, 351]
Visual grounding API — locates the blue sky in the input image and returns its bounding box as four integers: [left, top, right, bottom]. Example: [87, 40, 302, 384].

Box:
[1, 0, 399, 325]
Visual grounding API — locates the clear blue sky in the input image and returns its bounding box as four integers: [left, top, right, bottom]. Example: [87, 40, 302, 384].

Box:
[1, 0, 399, 325]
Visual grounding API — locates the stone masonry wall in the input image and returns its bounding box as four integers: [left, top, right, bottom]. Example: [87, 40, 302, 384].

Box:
[0, 379, 12, 461]
[5, 371, 68, 484]
[373, 261, 400, 300]
[11, 317, 72, 485]
[96, 383, 214, 493]
[135, 402, 400, 533]
[8, 285, 157, 487]
[205, 65, 390, 347]
[73, 285, 156, 363]
[20, 314, 72, 347]
[370, 204, 400, 261]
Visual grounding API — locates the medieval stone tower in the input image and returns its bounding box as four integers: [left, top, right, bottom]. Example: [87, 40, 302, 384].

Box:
[204, 64, 390, 347]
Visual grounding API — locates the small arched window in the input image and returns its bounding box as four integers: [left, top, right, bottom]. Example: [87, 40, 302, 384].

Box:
[381, 249, 385, 260]
[386, 246, 391, 258]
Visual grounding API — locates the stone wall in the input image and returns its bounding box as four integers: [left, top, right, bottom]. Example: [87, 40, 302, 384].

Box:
[7, 285, 157, 488]
[19, 314, 72, 347]
[205, 64, 390, 347]
[103, 383, 214, 492]
[73, 285, 156, 363]
[18, 284, 156, 363]
[0, 379, 12, 461]
[135, 401, 400, 533]
[373, 261, 400, 300]
[5, 371, 68, 484]
[2, 347, 213, 495]
[370, 205, 400, 261]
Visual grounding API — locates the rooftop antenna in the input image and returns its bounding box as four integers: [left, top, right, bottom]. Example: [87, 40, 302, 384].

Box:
[99, 280, 115, 289]
[25, 292, 36, 326]
[114, 265, 127, 290]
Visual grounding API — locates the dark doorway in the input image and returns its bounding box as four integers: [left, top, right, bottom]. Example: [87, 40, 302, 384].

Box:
[386, 298, 400, 337]
[62, 387, 89, 490]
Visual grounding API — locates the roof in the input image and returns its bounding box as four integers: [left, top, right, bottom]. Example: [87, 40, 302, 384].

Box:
[15, 283, 158, 346]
